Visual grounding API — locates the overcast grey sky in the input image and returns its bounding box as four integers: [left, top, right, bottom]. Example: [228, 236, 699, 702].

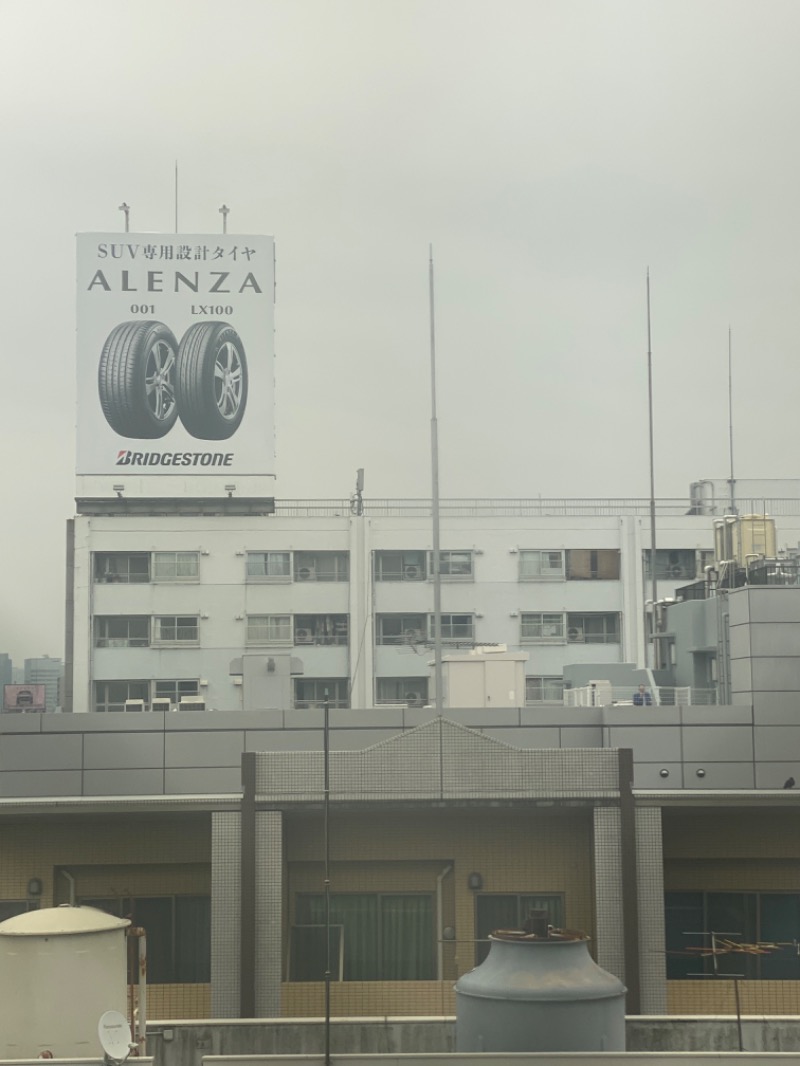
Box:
[2, 0, 800, 662]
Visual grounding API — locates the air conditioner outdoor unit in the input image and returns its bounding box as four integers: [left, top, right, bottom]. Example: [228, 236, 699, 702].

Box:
[403, 628, 423, 643]
[295, 628, 313, 644]
[151, 698, 172, 713]
[404, 564, 421, 580]
[669, 564, 683, 579]
[179, 697, 206, 712]
[124, 699, 146, 712]
[405, 691, 424, 707]
[567, 627, 584, 642]
[296, 566, 316, 581]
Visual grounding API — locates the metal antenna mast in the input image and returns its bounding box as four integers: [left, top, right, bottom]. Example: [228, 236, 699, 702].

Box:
[646, 269, 659, 670]
[174, 161, 179, 232]
[429, 246, 444, 713]
[118, 203, 130, 232]
[219, 204, 230, 235]
[728, 327, 736, 514]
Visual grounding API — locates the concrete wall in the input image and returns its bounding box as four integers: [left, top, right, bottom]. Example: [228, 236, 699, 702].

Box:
[142, 1017, 800, 1066]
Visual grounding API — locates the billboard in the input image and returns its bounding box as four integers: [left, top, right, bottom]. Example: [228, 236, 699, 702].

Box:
[76, 233, 275, 476]
[3, 685, 46, 712]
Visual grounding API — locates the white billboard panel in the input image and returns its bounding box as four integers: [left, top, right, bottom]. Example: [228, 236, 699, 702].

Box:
[76, 233, 274, 477]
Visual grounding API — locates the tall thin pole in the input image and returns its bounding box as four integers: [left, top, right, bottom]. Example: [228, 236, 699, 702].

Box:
[647, 269, 659, 670]
[323, 692, 331, 1066]
[174, 161, 179, 233]
[429, 246, 444, 712]
[728, 327, 736, 514]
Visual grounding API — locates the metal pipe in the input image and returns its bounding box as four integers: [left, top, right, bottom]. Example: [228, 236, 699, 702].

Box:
[435, 864, 452, 980]
[60, 869, 76, 906]
[137, 930, 147, 1053]
[429, 247, 444, 712]
[323, 693, 331, 1066]
[646, 269, 659, 670]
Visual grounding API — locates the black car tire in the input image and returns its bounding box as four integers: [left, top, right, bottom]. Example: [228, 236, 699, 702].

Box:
[98, 320, 180, 438]
[177, 322, 248, 440]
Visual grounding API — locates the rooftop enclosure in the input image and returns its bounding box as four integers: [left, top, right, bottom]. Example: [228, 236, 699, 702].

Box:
[0, 716, 798, 1026]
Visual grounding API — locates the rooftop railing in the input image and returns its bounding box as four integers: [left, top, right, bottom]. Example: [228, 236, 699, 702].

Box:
[272, 497, 800, 519]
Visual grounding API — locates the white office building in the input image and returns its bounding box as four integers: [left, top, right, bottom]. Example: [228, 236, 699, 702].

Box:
[65, 482, 800, 713]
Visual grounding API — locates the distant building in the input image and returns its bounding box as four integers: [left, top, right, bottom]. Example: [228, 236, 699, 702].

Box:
[23, 656, 63, 712]
[0, 654, 11, 690]
[65, 482, 800, 714]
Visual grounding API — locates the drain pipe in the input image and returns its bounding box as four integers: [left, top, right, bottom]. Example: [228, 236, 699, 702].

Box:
[436, 864, 453, 980]
[60, 869, 76, 905]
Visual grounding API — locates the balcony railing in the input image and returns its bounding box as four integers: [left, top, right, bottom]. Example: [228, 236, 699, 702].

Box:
[564, 684, 718, 707]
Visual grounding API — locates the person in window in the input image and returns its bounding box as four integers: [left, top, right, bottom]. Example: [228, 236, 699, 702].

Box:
[633, 684, 652, 706]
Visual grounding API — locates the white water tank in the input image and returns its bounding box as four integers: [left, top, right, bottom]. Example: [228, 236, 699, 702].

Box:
[0, 905, 129, 1058]
[455, 929, 626, 1052]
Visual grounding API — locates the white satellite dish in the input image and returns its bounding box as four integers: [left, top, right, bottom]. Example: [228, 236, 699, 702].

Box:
[98, 1010, 134, 1064]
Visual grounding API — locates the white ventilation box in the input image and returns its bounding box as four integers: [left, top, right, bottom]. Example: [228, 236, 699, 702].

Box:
[123, 699, 146, 712]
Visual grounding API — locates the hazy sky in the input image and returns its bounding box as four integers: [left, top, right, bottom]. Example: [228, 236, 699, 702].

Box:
[2, 0, 800, 662]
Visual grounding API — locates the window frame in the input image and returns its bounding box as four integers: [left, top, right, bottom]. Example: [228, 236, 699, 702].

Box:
[429, 613, 475, 642]
[518, 550, 565, 581]
[246, 551, 292, 582]
[428, 550, 474, 580]
[520, 612, 566, 643]
[293, 678, 350, 709]
[93, 552, 150, 584]
[566, 612, 621, 644]
[152, 615, 200, 645]
[94, 616, 150, 649]
[374, 551, 427, 582]
[525, 676, 565, 703]
[375, 614, 427, 646]
[246, 614, 292, 645]
[294, 615, 349, 646]
[294, 551, 350, 583]
[375, 678, 429, 706]
[152, 551, 199, 582]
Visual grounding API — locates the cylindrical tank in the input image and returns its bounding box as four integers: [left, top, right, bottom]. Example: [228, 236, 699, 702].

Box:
[455, 930, 626, 1052]
[0, 905, 130, 1058]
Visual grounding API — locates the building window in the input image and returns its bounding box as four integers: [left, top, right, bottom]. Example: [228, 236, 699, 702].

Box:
[153, 552, 199, 581]
[519, 550, 564, 580]
[94, 616, 150, 648]
[665, 892, 800, 980]
[246, 551, 291, 581]
[375, 678, 429, 706]
[94, 680, 149, 713]
[525, 676, 564, 703]
[153, 679, 199, 704]
[567, 613, 620, 644]
[520, 613, 565, 643]
[153, 616, 199, 644]
[93, 553, 150, 583]
[294, 615, 349, 645]
[246, 615, 292, 645]
[643, 549, 700, 581]
[293, 679, 350, 709]
[292, 893, 434, 981]
[374, 551, 427, 582]
[376, 615, 427, 646]
[430, 614, 474, 641]
[84, 896, 210, 983]
[475, 894, 564, 965]
[0, 901, 30, 922]
[294, 552, 349, 582]
[429, 550, 473, 579]
[566, 549, 620, 580]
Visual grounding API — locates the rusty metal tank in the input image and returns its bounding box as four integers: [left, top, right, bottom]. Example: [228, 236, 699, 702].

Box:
[455, 928, 626, 1052]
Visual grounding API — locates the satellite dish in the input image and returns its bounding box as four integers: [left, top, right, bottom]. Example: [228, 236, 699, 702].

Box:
[98, 1010, 134, 1065]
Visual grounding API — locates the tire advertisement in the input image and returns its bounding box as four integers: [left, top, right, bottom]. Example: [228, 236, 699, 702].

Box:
[76, 233, 274, 476]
